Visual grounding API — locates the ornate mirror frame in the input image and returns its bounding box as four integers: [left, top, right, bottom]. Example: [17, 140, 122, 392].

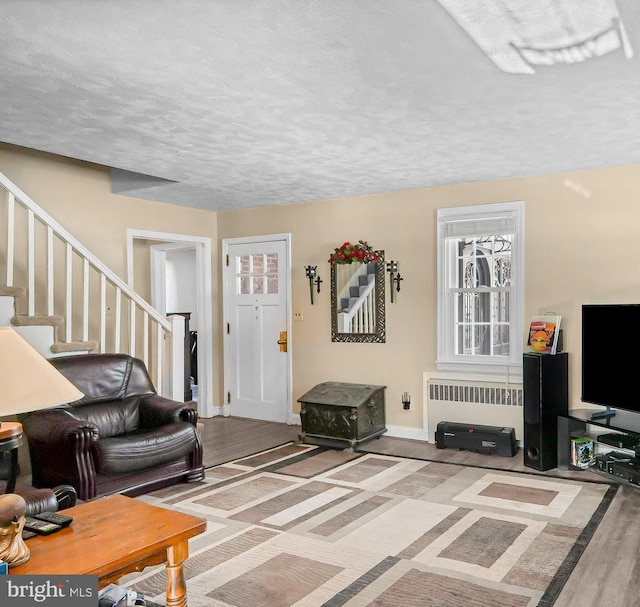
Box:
[331, 250, 385, 343]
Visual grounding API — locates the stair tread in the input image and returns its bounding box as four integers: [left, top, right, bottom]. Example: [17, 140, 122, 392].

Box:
[51, 340, 99, 354]
[12, 314, 64, 327]
[0, 286, 26, 298]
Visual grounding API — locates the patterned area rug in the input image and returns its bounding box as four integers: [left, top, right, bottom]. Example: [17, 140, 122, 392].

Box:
[123, 443, 617, 607]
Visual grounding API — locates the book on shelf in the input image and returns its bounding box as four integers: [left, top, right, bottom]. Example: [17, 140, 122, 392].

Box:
[526, 314, 561, 354]
[571, 437, 595, 469]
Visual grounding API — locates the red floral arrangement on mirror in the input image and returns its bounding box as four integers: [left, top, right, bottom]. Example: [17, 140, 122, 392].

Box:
[329, 240, 379, 265]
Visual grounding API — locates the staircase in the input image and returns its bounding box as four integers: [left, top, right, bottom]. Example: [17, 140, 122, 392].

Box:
[0, 170, 184, 400]
[337, 263, 377, 333]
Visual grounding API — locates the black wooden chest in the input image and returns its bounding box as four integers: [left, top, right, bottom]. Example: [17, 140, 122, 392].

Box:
[297, 381, 386, 451]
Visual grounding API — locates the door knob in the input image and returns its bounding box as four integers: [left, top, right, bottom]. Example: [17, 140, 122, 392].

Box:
[277, 331, 288, 352]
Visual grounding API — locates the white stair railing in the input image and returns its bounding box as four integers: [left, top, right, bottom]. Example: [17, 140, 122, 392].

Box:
[337, 278, 376, 333]
[0, 170, 184, 400]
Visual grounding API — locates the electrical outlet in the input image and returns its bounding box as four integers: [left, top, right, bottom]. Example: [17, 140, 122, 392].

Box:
[293, 310, 303, 321]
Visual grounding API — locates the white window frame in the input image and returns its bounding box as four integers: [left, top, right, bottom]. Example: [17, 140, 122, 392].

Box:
[436, 200, 524, 383]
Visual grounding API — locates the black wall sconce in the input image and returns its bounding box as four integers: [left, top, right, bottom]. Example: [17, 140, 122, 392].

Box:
[305, 265, 322, 304]
[402, 392, 411, 410]
[386, 260, 403, 303]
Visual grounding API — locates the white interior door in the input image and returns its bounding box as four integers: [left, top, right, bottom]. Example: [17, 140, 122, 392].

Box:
[224, 236, 291, 423]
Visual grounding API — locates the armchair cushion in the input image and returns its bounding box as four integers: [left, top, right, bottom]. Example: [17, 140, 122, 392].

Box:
[94, 422, 198, 474]
[70, 398, 140, 438]
[57, 352, 156, 405]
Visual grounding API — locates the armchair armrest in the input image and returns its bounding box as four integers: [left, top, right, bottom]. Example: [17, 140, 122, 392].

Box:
[23, 409, 99, 444]
[139, 395, 198, 427]
[22, 409, 100, 500]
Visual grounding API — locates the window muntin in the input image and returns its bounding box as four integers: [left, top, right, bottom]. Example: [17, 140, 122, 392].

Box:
[236, 253, 279, 295]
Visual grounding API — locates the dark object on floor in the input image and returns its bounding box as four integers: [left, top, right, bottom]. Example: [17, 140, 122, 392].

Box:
[0, 452, 76, 515]
[298, 381, 386, 451]
[21, 353, 205, 501]
[435, 421, 518, 457]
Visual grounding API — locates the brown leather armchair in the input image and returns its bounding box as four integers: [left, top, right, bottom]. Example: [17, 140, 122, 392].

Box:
[21, 353, 205, 501]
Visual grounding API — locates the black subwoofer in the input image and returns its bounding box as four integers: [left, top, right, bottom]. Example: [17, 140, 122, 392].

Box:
[523, 352, 568, 470]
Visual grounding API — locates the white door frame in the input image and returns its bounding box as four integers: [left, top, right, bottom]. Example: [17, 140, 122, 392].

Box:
[127, 229, 214, 418]
[222, 233, 293, 423]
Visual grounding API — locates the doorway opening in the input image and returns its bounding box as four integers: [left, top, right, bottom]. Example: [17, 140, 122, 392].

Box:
[127, 229, 214, 418]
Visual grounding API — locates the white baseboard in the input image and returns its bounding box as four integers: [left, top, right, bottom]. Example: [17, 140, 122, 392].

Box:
[385, 424, 431, 442]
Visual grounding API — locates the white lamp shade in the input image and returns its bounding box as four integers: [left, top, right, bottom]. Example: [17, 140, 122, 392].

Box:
[0, 326, 84, 415]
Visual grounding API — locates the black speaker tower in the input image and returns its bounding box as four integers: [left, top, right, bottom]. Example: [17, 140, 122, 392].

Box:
[523, 352, 568, 471]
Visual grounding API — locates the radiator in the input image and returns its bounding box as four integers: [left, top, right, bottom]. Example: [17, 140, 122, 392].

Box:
[426, 379, 523, 443]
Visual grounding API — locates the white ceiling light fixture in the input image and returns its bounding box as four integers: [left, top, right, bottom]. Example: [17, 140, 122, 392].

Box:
[437, 0, 633, 74]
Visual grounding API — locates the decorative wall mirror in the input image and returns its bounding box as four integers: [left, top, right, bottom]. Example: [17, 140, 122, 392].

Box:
[330, 242, 385, 343]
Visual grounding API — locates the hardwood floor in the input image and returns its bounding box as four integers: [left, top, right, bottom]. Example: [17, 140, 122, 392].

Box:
[198, 417, 640, 607]
[198, 415, 300, 468]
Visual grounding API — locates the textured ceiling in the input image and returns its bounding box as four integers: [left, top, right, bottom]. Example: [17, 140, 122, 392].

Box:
[1, 1, 639, 212]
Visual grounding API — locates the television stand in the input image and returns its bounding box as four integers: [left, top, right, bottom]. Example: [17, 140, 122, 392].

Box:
[590, 406, 617, 421]
[558, 408, 640, 489]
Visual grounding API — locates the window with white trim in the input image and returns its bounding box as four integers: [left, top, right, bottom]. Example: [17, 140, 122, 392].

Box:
[436, 201, 524, 380]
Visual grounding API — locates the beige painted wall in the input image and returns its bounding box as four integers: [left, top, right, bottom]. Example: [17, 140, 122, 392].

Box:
[218, 164, 640, 436]
[3, 142, 640, 439]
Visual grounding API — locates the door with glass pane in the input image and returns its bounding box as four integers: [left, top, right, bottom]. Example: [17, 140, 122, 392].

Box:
[224, 237, 290, 422]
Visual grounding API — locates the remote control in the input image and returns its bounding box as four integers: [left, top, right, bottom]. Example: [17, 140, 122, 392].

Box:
[23, 516, 63, 535]
[22, 529, 38, 540]
[34, 511, 74, 528]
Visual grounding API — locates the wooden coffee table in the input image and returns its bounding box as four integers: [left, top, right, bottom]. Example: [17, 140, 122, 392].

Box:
[13, 494, 207, 607]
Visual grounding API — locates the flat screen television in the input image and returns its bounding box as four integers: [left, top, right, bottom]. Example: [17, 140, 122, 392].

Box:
[581, 304, 640, 419]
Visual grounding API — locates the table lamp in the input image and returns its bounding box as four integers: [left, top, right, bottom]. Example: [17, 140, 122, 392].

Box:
[0, 326, 84, 566]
